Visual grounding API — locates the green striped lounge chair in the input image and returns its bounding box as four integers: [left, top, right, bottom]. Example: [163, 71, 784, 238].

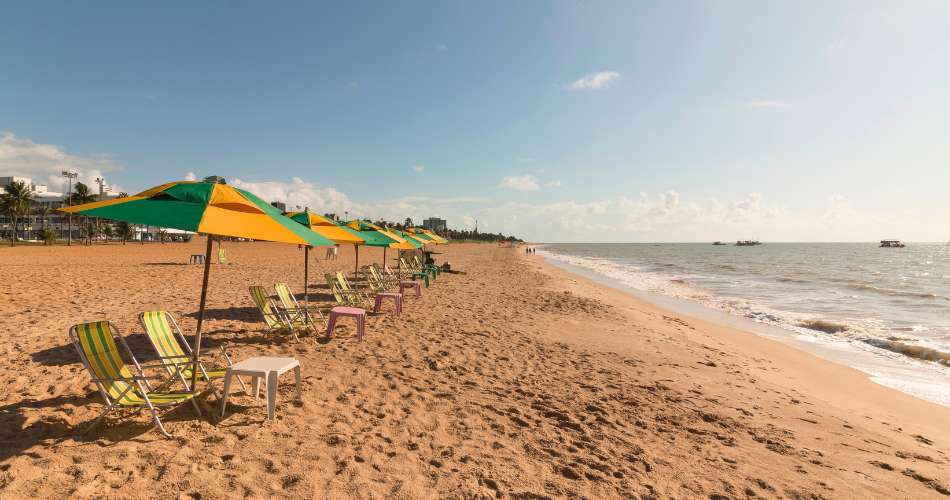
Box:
[399, 258, 430, 287]
[413, 255, 439, 279]
[249, 285, 299, 340]
[274, 282, 327, 331]
[139, 310, 247, 399]
[69, 320, 200, 438]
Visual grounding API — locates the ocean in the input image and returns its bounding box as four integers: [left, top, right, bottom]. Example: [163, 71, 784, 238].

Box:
[538, 242, 950, 406]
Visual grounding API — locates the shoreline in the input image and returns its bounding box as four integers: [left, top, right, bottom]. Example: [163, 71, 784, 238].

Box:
[537, 246, 950, 408]
[527, 249, 950, 440]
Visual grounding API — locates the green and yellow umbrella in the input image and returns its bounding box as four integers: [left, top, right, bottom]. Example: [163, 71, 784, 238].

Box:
[285, 210, 364, 304]
[343, 220, 403, 273]
[61, 179, 334, 389]
[408, 227, 447, 244]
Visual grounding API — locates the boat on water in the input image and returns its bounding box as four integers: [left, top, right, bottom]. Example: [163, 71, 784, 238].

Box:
[735, 240, 762, 246]
[712, 241, 727, 246]
[879, 239, 906, 248]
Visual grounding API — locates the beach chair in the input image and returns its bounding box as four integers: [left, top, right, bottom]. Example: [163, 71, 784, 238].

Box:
[335, 271, 371, 305]
[362, 265, 392, 293]
[274, 282, 327, 330]
[400, 258, 431, 287]
[249, 286, 299, 341]
[139, 310, 247, 398]
[69, 320, 200, 438]
[324, 273, 365, 307]
[367, 264, 397, 289]
[413, 255, 439, 278]
[218, 247, 229, 264]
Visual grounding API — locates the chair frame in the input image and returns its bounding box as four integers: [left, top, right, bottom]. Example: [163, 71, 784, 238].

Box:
[249, 285, 299, 341]
[325, 273, 367, 307]
[69, 320, 200, 438]
[274, 281, 328, 330]
[139, 310, 247, 399]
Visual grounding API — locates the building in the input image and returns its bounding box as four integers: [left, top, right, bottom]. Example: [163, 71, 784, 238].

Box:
[270, 201, 287, 212]
[422, 217, 447, 234]
[0, 175, 119, 241]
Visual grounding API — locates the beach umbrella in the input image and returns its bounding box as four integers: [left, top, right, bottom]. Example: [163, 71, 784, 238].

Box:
[343, 220, 401, 274]
[60, 178, 334, 390]
[285, 210, 364, 305]
[407, 227, 447, 245]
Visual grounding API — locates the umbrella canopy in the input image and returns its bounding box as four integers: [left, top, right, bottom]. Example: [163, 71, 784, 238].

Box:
[60, 179, 334, 391]
[344, 220, 402, 247]
[62, 181, 334, 246]
[391, 229, 426, 249]
[423, 230, 449, 244]
[407, 227, 447, 244]
[285, 211, 364, 245]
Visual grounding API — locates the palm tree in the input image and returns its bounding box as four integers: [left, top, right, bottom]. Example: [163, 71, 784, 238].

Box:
[115, 221, 134, 244]
[0, 181, 36, 246]
[70, 182, 96, 244]
[36, 204, 51, 230]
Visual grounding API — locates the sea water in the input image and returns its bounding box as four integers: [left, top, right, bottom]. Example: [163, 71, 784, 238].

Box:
[539, 243, 950, 406]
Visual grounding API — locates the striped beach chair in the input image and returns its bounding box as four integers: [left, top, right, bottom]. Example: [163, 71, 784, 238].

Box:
[69, 320, 200, 438]
[274, 282, 327, 331]
[139, 310, 247, 399]
[249, 286, 298, 340]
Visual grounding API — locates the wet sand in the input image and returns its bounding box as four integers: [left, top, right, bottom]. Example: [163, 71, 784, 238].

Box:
[0, 240, 947, 498]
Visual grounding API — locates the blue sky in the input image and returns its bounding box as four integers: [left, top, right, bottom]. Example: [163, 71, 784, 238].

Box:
[2, 1, 949, 241]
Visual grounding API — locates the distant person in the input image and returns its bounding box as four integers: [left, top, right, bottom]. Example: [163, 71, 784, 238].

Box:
[326, 245, 339, 260]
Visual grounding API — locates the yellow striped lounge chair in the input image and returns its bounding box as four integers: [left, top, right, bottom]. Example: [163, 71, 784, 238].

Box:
[274, 282, 327, 331]
[324, 273, 361, 307]
[335, 271, 370, 305]
[69, 320, 200, 438]
[249, 285, 298, 340]
[139, 310, 247, 399]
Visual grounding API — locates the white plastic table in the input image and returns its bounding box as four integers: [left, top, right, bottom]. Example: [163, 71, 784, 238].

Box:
[220, 357, 301, 420]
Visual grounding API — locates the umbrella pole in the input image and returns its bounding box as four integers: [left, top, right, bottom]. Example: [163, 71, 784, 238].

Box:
[355, 244, 359, 276]
[383, 247, 387, 268]
[191, 235, 214, 391]
[304, 245, 309, 307]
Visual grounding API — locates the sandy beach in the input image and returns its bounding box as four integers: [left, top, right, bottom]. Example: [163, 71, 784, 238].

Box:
[0, 240, 948, 499]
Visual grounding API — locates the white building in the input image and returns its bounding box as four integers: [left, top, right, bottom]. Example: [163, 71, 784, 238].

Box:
[0, 175, 119, 241]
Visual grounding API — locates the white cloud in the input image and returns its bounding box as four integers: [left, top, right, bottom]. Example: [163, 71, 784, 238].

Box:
[545, 180, 562, 188]
[184, 172, 197, 181]
[569, 71, 620, 90]
[0, 132, 124, 194]
[498, 175, 540, 191]
[412, 164, 425, 173]
[231, 177, 354, 214]
[745, 100, 788, 108]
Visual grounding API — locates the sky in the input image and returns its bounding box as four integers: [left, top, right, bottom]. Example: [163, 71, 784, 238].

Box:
[2, 0, 949, 242]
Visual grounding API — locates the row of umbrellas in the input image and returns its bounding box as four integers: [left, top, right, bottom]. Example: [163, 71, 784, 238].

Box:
[61, 178, 447, 389]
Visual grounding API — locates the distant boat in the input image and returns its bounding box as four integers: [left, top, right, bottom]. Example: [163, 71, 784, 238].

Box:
[712, 241, 727, 245]
[735, 240, 762, 246]
[879, 239, 905, 248]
